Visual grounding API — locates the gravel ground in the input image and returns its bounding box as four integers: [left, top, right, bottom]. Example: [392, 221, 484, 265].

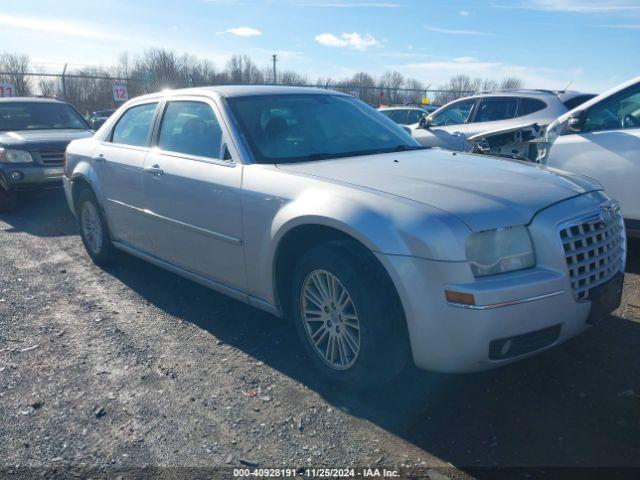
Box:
[1, 189, 639, 479]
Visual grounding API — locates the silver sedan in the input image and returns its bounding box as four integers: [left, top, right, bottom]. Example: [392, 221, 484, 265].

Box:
[63, 86, 625, 387]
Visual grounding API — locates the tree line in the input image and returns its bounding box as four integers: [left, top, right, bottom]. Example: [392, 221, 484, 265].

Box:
[0, 50, 523, 114]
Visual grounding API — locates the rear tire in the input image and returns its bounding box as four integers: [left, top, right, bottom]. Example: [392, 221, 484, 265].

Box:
[290, 240, 409, 388]
[0, 187, 17, 213]
[77, 189, 114, 266]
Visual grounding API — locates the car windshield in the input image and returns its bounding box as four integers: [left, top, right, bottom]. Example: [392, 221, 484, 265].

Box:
[227, 93, 424, 163]
[0, 102, 89, 132]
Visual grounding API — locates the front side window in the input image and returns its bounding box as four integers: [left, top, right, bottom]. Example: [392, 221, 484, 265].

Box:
[227, 94, 421, 164]
[111, 103, 158, 147]
[474, 98, 518, 123]
[430, 99, 475, 127]
[583, 86, 640, 133]
[407, 110, 425, 124]
[158, 101, 223, 159]
[0, 102, 88, 132]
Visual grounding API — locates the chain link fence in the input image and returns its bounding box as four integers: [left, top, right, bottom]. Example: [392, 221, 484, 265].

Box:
[0, 71, 472, 115]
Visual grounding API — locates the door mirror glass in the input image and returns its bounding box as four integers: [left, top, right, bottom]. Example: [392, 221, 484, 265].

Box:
[566, 115, 584, 133]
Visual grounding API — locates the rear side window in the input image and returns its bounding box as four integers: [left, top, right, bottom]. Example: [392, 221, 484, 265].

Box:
[563, 94, 597, 111]
[158, 101, 223, 159]
[474, 98, 518, 123]
[520, 98, 547, 116]
[111, 103, 157, 147]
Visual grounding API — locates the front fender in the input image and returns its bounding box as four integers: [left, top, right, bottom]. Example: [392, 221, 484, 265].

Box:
[243, 182, 470, 309]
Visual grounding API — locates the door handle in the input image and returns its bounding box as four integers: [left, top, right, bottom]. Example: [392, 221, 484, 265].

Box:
[92, 154, 106, 163]
[143, 164, 164, 175]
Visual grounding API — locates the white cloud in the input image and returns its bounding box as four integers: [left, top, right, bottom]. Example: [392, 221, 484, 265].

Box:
[510, 0, 640, 13]
[314, 32, 379, 50]
[219, 27, 262, 36]
[425, 26, 492, 35]
[459, 10, 470, 16]
[0, 13, 132, 42]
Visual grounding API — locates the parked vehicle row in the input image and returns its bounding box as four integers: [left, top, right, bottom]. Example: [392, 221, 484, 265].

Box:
[61, 86, 626, 387]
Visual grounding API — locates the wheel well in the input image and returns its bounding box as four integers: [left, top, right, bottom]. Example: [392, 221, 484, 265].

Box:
[71, 177, 94, 212]
[274, 224, 404, 322]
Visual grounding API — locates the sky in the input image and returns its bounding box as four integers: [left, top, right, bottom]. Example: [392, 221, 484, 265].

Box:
[1, 0, 639, 93]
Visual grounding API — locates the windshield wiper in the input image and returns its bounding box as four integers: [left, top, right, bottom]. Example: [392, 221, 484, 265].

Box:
[276, 145, 428, 164]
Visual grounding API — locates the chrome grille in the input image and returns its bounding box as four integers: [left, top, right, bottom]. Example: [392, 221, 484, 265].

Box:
[38, 150, 65, 165]
[560, 204, 625, 301]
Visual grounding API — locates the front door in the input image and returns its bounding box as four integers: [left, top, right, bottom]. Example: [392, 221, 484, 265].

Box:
[92, 101, 159, 248]
[141, 98, 246, 291]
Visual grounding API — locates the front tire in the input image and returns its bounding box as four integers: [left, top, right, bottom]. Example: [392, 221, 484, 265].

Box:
[0, 187, 17, 213]
[77, 190, 113, 266]
[290, 240, 409, 388]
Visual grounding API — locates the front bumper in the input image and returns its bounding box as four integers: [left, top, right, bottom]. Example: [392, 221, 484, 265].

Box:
[0, 164, 65, 192]
[377, 193, 625, 373]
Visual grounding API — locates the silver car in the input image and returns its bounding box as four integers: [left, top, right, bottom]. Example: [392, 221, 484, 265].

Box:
[413, 89, 595, 157]
[64, 86, 625, 387]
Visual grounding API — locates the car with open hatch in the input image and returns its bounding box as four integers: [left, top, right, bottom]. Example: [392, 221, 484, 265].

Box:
[63, 86, 626, 387]
[0, 97, 93, 212]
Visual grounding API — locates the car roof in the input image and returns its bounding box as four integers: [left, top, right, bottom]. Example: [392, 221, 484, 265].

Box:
[0, 96, 67, 104]
[467, 89, 593, 101]
[131, 85, 343, 103]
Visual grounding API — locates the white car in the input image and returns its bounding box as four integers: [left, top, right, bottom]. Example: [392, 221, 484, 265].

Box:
[414, 90, 595, 158]
[63, 86, 625, 387]
[545, 77, 640, 237]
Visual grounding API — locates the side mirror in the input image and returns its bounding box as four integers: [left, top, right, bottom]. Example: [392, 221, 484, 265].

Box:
[419, 115, 431, 129]
[566, 114, 585, 133]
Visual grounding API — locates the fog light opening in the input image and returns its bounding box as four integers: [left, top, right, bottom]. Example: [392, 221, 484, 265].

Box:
[500, 339, 513, 357]
[10, 171, 23, 181]
[445, 290, 476, 306]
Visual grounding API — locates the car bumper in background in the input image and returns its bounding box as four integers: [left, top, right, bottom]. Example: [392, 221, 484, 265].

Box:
[0, 164, 65, 192]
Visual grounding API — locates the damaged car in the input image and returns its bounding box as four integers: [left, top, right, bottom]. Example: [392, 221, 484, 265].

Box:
[413, 89, 595, 159]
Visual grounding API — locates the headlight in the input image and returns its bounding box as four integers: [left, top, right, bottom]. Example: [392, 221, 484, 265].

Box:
[0, 148, 33, 164]
[466, 226, 535, 277]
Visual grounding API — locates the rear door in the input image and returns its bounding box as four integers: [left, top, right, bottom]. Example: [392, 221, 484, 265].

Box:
[91, 100, 159, 248]
[548, 84, 640, 225]
[141, 97, 246, 291]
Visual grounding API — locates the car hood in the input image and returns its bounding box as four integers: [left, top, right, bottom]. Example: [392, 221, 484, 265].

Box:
[276, 149, 601, 231]
[0, 129, 93, 148]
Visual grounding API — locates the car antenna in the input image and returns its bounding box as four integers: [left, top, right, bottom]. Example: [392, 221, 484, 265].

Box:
[561, 80, 573, 93]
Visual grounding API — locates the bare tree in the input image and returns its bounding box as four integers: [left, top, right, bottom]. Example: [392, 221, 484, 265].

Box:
[226, 55, 264, 84]
[0, 53, 33, 95]
[501, 76, 524, 90]
[379, 71, 405, 104]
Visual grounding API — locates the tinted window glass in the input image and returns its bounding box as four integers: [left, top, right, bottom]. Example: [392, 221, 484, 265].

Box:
[475, 98, 518, 123]
[583, 86, 640, 133]
[381, 110, 407, 124]
[407, 110, 425, 124]
[112, 103, 157, 147]
[520, 98, 547, 116]
[158, 101, 223, 159]
[227, 94, 420, 164]
[0, 102, 88, 132]
[430, 100, 475, 127]
[563, 94, 597, 111]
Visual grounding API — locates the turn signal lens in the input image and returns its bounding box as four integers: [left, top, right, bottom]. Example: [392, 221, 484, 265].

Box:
[445, 290, 476, 306]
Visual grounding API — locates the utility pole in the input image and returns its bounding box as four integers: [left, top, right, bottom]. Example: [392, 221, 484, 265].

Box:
[271, 54, 277, 85]
[61, 63, 68, 100]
